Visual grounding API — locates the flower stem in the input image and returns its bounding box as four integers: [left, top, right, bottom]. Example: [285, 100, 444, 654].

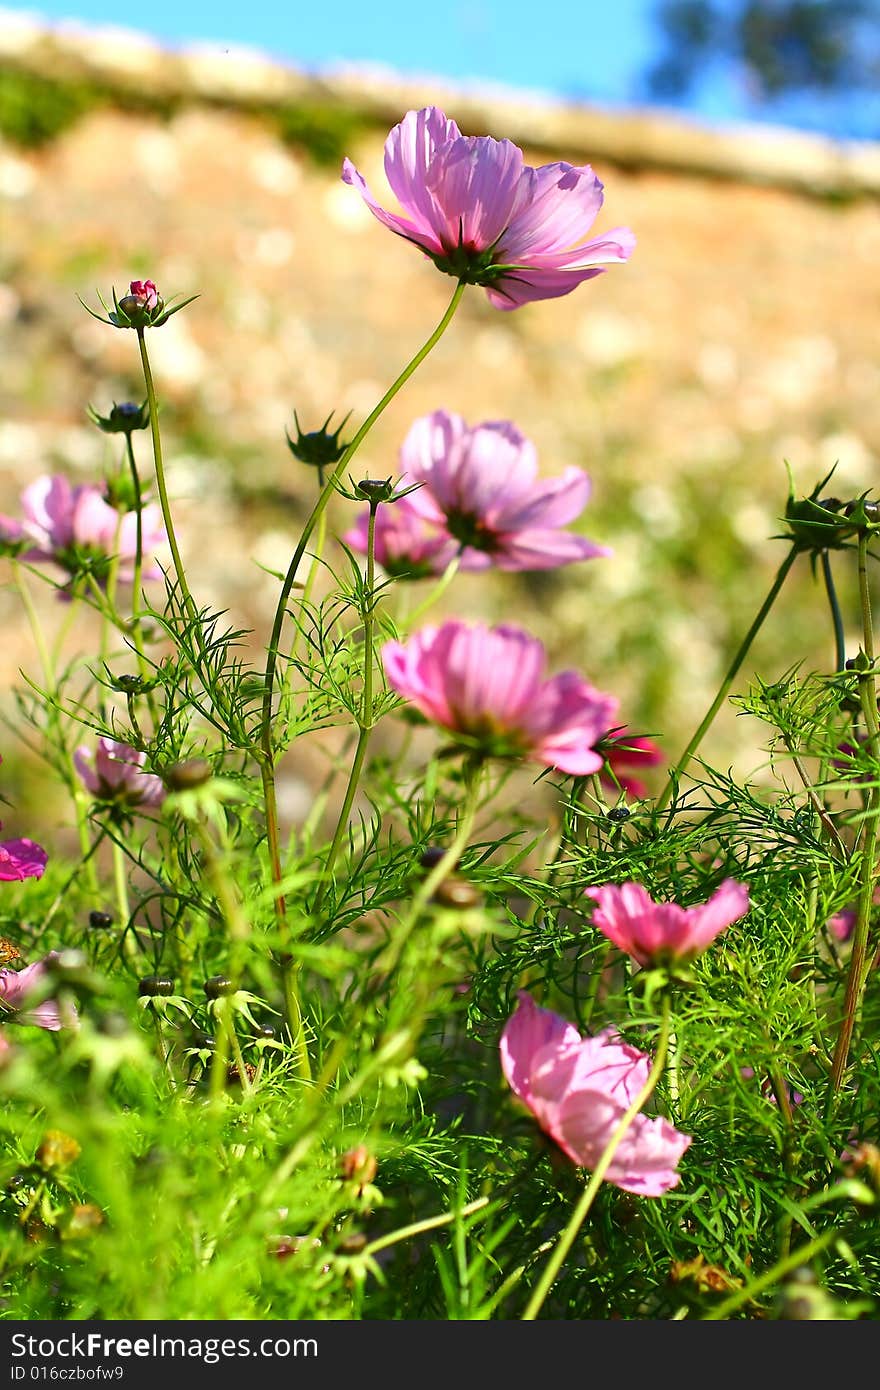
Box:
[255, 280, 467, 1043]
[256, 281, 467, 878]
[136, 328, 197, 625]
[364, 1196, 490, 1258]
[521, 995, 672, 1320]
[821, 549, 847, 672]
[314, 500, 380, 905]
[656, 546, 798, 813]
[829, 527, 880, 1095]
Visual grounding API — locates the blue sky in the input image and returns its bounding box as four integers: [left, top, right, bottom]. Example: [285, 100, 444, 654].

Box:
[6, 0, 876, 137]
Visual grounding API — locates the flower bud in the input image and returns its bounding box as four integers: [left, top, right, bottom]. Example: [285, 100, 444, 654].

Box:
[432, 876, 481, 908]
[204, 975, 234, 999]
[339, 1144, 378, 1186]
[138, 976, 174, 997]
[164, 759, 212, 791]
[355, 478, 394, 505]
[0, 937, 21, 967]
[285, 410, 350, 469]
[37, 1130, 81, 1170]
[87, 400, 150, 435]
[337, 1231, 367, 1255]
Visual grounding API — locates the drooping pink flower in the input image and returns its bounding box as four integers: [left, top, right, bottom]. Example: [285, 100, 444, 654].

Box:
[0, 475, 166, 587]
[0, 952, 78, 1032]
[128, 279, 159, 311]
[0, 835, 47, 882]
[500, 993, 690, 1195]
[344, 410, 609, 574]
[74, 737, 165, 811]
[382, 621, 618, 774]
[585, 880, 750, 969]
[342, 106, 634, 310]
[598, 728, 664, 800]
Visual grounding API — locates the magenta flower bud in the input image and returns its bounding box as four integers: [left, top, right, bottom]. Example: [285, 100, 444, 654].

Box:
[500, 993, 690, 1195]
[585, 880, 750, 969]
[382, 620, 618, 774]
[0, 951, 78, 1032]
[344, 410, 609, 575]
[74, 737, 165, 811]
[343, 106, 634, 310]
[129, 280, 159, 311]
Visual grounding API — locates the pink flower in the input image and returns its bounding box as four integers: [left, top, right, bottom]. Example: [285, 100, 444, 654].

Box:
[344, 494, 455, 578]
[382, 620, 618, 774]
[500, 993, 690, 1195]
[74, 737, 165, 811]
[342, 106, 634, 310]
[585, 880, 750, 968]
[344, 410, 609, 574]
[129, 279, 159, 311]
[0, 952, 78, 1032]
[0, 475, 166, 587]
[599, 729, 664, 800]
[0, 836, 47, 882]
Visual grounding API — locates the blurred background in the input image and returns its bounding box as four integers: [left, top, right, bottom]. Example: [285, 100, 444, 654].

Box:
[0, 1, 878, 842]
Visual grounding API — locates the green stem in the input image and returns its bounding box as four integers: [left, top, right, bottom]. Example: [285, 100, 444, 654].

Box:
[821, 549, 847, 672]
[136, 328, 197, 625]
[256, 281, 467, 902]
[315, 500, 379, 904]
[285, 503, 328, 674]
[829, 529, 880, 1095]
[125, 432, 144, 626]
[656, 546, 799, 813]
[521, 995, 672, 1320]
[364, 1196, 490, 1258]
[112, 838, 138, 970]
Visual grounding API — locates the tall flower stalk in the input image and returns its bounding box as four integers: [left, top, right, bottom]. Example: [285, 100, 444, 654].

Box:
[136, 328, 197, 628]
[829, 519, 880, 1094]
[656, 545, 798, 812]
[314, 483, 385, 906]
[257, 279, 467, 929]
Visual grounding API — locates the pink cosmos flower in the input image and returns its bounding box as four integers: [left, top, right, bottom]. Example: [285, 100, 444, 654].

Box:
[345, 493, 455, 578]
[500, 993, 690, 1195]
[74, 737, 165, 811]
[0, 835, 47, 882]
[585, 880, 750, 968]
[0, 952, 78, 1032]
[0, 475, 166, 587]
[128, 279, 159, 311]
[381, 621, 618, 774]
[342, 106, 634, 310]
[344, 410, 609, 574]
[599, 729, 664, 800]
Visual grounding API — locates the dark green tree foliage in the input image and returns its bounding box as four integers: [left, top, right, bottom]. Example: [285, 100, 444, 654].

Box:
[647, 1, 879, 114]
